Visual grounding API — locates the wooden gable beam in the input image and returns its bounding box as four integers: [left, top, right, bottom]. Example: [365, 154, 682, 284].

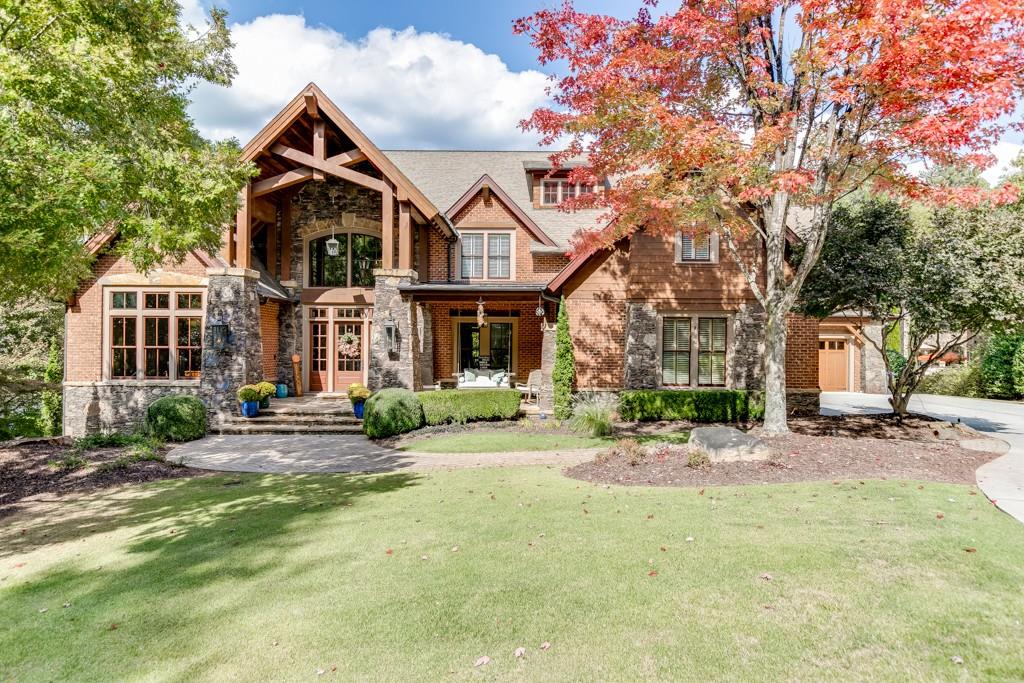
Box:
[252, 197, 277, 224]
[304, 90, 319, 118]
[270, 144, 386, 193]
[252, 167, 314, 197]
[327, 149, 367, 166]
[312, 120, 326, 181]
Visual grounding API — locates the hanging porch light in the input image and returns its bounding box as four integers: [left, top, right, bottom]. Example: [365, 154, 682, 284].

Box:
[325, 233, 341, 257]
[476, 298, 487, 327]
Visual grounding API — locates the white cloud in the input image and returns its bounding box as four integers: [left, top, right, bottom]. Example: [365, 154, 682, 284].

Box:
[187, 14, 552, 150]
[177, 0, 209, 37]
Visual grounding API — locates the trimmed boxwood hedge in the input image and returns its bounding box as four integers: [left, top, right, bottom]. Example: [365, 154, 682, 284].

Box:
[618, 389, 764, 423]
[417, 389, 521, 426]
[363, 388, 424, 438]
[145, 395, 207, 442]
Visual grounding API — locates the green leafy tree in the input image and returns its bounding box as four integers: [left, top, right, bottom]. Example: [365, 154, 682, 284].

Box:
[552, 297, 575, 420]
[0, 0, 255, 303]
[1013, 338, 1024, 398]
[0, 300, 62, 438]
[40, 338, 62, 436]
[981, 332, 1024, 399]
[802, 197, 1024, 416]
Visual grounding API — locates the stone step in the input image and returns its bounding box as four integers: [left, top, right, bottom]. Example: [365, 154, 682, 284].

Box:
[212, 422, 364, 435]
[258, 403, 354, 417]
[222, 414, 361, 425]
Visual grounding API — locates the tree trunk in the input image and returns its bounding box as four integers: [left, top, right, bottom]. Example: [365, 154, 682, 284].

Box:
[762, 308, 789, 435]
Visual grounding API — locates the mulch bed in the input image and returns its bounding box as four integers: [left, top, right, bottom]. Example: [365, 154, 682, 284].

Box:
[0, 439, 199, 518]
[567, 413, 1005, 487]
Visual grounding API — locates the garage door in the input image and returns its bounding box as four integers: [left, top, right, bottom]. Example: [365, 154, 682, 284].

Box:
[818, 339, 849, 391]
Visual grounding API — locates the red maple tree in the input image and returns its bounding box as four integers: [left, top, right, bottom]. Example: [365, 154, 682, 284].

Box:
[516, 0, 1023, 433]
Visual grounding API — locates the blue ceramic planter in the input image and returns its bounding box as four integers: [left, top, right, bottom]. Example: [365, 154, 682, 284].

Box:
[240, 401, 260, 418]
[353, 401, 365, 419]
[275, 383, 288, 399]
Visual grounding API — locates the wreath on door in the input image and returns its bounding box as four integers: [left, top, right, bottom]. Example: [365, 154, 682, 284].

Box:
[338, 332, 360, 358]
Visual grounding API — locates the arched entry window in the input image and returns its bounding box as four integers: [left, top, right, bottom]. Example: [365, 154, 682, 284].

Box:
[308, 233, 382, 287]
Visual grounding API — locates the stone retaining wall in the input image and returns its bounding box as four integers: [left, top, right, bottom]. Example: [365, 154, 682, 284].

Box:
[63, 382, 200, 438]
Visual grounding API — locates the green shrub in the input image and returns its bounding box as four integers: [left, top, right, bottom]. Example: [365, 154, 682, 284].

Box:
[39, 338, 62, 436]
[363, 388, 424, 438]
[145, 395, 207, 442]
[49, 454, 87, 471]
[918, 362, 984, 398]
[72, 432, 136, 452]
[569, 392, 617, 437]
[417, 389, 520, 426]
[618, 389, 764, 423]
[980, 332, 1024, 399]
[687, 450, 711, 469]
[552, 296, 575, 420]
[1014, 341, 1024, 398]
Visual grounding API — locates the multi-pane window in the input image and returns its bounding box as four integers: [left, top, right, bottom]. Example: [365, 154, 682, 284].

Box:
[540, 179, 595, 206]
[661, 318, 691, 386]
[460, 231, 513, 279]
[661, 316, 728, 387]
[461, 234, 484, 278]
[111, 316, 137, 379]
[177, 318, 203, 378]
[487, 234, 511, 279]
[678, 233, 711, 261]
[308, 233, 383, 287]
[697, 318, 727, 386]
[106, 289, 203, 381]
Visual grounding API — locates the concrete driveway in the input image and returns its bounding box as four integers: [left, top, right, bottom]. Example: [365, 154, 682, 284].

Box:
[822, 391, 1024, 524]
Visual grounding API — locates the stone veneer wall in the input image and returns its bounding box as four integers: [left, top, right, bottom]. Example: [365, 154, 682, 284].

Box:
[539, 321, 557, 411]
[199, 267, 264, 420]
[368, 268, 420, 390]
[276, 301, 302, 394]
[63, 383, 200, 437]
[861, 323, 888, 394]
[622, 303, 659, 389]
[418, 303, 433, 387]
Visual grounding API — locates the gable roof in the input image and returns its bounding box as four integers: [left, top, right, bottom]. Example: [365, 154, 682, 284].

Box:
[382, 150, 607, 248]
[446, 174, 557, 247]
[241, 83, 447, 235]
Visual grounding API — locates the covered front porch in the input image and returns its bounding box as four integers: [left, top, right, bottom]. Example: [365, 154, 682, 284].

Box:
[401, 282, 557, 406]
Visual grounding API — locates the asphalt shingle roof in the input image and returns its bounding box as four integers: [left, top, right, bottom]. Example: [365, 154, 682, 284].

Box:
[382, 150, 607, 248]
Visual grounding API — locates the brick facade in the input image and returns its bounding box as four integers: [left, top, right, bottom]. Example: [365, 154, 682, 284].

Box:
[260, 301, 281, 381]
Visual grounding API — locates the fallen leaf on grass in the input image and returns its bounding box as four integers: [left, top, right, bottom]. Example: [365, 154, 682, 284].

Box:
[385, 549, 393, 555]
[514, 647, 526, 659]
[648, 570, 658, 577]
[760, 573, 773, 582]
[109, 623, 118, 631]
[451, 546, 459, 552]
[38, 608, 47, 614]
[964, 547, 977, 553]
[936, 513, 944, 520]
[951, 655, 964, 665]
[474, 656, 491, 667]
[540, 642, 551, 651]
[660, 546, 667, 552]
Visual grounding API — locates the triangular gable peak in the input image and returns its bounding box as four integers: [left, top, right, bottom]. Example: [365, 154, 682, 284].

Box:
[241, 83, 442, 227]
[446, 174, 557, 247]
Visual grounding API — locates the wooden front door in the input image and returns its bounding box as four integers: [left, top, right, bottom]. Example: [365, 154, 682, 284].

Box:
[309, 320, 329, 392]
[335, 321, 363, 390]
[818, 339, 849, 391]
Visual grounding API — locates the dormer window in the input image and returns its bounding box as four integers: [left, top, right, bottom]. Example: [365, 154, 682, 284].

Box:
[540, 179, 595, 206]
[458, 230, 514, 280]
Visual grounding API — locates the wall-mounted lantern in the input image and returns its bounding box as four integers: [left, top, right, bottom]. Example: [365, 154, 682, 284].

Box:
[208, 323, 229, 352]
[383, 318, 397, 354]
[535, 304, 546, 318]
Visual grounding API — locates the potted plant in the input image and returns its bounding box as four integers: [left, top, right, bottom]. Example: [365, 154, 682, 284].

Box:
[256, 381, 277, 409]
[347, 383, 372, 419]
[275, 382, 288, 399]
[237, 385, 261, 418]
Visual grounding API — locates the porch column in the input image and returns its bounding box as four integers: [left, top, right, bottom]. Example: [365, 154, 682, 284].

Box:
[200, 266, 264, 421]
[368, 268, 421, 391]
[539, 320, 557, 412]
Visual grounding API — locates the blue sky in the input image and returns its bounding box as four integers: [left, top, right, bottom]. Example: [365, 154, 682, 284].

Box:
[183, 0, 1022, 183]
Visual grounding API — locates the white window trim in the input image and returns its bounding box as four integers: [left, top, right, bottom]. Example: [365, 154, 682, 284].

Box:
[455, 229, 516, 280]
[674, 231, 720, 264]
[102, 286, 205, 382]
[656, 311, 732, 388]
[539, 179, 595, 206]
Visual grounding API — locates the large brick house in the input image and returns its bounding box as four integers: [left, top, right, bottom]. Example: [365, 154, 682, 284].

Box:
[62, 83, 885, 436]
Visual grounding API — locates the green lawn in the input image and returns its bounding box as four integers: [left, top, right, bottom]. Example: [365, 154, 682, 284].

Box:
[400, 431, 614, 452]
[2, 469, 1023, 681]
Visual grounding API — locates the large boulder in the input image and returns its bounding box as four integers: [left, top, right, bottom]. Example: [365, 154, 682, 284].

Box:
[689, 426, 774, 462]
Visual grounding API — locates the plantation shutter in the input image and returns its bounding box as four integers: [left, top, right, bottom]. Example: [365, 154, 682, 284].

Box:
[697, 318, 727, 386]
[679, 233, 711, 261]
[661, 318, 691, 385]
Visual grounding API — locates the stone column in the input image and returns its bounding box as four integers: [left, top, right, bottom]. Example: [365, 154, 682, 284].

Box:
[200, 267, 264, 420]
[368, 268, 420, 391]
[623, 303, 659, 389]
[861, 323, 887, 394]
[539, 320, 557, 411]
[276, 280, 302, 396]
